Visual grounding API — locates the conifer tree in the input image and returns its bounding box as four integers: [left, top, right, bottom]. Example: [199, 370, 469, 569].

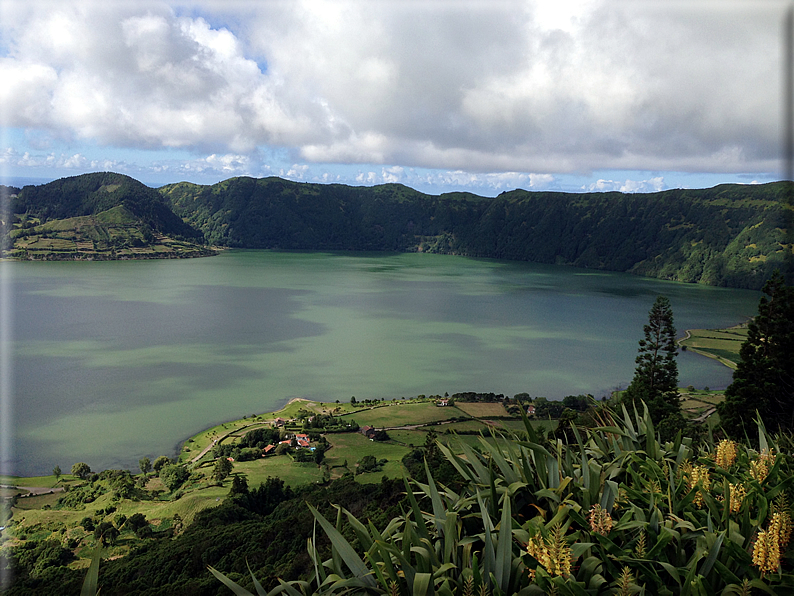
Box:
[718, 272, 794, 438]
[622, 296, 683, 436]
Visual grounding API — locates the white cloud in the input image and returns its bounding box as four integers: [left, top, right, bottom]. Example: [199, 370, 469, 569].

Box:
[0, 0, 785, 181]
[587, 177, 665, 193]
[0, 148, 99, 170]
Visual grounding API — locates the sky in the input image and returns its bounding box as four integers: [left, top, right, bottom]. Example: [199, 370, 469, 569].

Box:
[0, 0, 788, 195]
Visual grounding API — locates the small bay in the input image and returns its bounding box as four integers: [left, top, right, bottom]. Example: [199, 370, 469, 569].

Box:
[6, 250, 760, 475]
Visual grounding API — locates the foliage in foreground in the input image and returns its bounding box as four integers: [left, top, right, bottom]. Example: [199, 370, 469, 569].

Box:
[213, 405, 794, 595]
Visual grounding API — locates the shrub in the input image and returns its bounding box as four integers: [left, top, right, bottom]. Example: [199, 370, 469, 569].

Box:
[159, 464, 189, 491]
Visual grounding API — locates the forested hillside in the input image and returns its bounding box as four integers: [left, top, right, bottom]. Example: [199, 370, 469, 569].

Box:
[11, 172, 203, 242]
[4, 172, 788, 289]
[161, 177, 790, 289]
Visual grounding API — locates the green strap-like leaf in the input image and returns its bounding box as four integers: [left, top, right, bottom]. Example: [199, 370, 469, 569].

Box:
[403, 474, 432, 543]
[476, 491, 497, 581]
[208, 566, 255, 596]
[424, 458, 447, 534]
[247, 561, 267, 596]
[413, 572, 434, 596]
[342, 506, 375, 551]
[307, 503, 376, 587]
[698, 530, 725, 578]
[308, 517, 327, 587]
[480, 436, 519, 485]
[80, 548, 101, 596]
[494, 493, 512, 594]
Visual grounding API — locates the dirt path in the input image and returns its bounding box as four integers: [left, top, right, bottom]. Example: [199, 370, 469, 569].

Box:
[190, 424, 258, 463]
[1, 484, 64, 496]
[692, 407, 717, 423]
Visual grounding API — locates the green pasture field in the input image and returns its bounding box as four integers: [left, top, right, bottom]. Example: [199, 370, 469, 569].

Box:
[23, 238, 76, 251]
[0, 474, 63, 489]
[355, 460, 405, 484]
[3, 476, 229, 559]
[454, 402, 510, 417]
[433, 420, 490, 433]
[233, 457, 324, 487]
[679, 324, 748, 369]
[341, 402, 460, 427]
[678, 387, 725, 421]
[325, 433, 410, 467]
[385, 429, 429, 446]
[7, 206, 215, 261]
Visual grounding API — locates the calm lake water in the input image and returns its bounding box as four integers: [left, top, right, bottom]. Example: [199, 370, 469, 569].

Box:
[5, 250, 761, 476]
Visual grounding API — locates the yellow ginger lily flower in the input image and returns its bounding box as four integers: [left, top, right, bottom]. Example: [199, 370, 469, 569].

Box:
[715, 439, 737, 468]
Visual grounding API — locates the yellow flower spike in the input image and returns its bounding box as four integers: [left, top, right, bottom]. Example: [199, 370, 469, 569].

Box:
[635, 530, 647, 558]
[770, 512, 793, 550]
[547, 526, 573, 577]
[728, 482, 746, 515]
[525, 526, 572, 578]
[752, 513, 789, 576]
[750, 448, 776, 483]
[588, 503, 613, 536]
[687, 465, 710, 508]
[678, 460, 693, 482]
[617, 567, 634, 596]
[715, 439, 737, 468]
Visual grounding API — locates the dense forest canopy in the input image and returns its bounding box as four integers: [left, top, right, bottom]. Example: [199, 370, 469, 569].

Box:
[159, 177, 791, 290]
[4, 172, 791, 290]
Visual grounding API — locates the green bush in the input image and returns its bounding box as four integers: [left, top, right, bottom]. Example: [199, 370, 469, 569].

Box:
[159, 464, 189, 491]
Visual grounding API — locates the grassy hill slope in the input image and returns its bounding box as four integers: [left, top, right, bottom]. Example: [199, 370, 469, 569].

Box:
[3, 173, 214, 260]
[10, 172, 204, 242]
[7, 205, 215, 260]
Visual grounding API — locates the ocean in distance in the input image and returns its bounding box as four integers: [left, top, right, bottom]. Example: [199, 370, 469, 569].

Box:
[6, 250, 761, 476]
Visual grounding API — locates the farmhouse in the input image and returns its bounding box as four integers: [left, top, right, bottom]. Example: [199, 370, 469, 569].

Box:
[360, 425, 376, 440]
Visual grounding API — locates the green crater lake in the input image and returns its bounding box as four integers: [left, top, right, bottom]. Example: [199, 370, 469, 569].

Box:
[5, 250, 760, 476]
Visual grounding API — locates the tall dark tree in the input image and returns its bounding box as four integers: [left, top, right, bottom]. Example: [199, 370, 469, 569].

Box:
[718, 272, 794, 438]
[213, 457, 233, 483]
[622, 296, 683, 434]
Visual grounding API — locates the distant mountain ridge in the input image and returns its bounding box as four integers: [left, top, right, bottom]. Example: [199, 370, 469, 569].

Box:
[3, 172, 790, 289]
[160, 176, 790, 290]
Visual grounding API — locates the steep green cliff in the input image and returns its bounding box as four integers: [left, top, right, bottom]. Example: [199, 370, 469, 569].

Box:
[161, 177, 790, 289]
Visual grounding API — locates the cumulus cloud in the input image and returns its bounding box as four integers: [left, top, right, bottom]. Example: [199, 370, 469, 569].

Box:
[0, 148, 98, 171]
[0, 0, 785, 179]
[350, 167, 557, 194]
[587, 177, 665, 193]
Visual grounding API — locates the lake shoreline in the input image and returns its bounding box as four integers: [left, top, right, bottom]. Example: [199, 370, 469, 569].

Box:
[9, 250, 758, 477]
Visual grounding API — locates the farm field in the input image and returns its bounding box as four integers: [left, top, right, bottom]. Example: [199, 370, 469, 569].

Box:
[454, 402, 510, 417]
[234, 457, 324, 487]
[340, 401, 460, 427]
[7, 207, 214, 260]
[325, 432, 410, 469]
[678, 324, 748, 369]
